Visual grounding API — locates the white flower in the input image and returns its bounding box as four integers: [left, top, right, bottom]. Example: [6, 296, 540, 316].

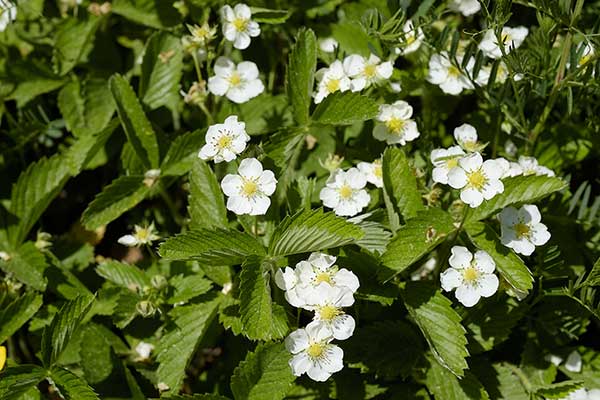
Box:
[427, 52, 474, 95]
[208, 57, 264, 104]
[198, 115, 250, 163]
[448, 0, 481, 16]
[343, 54, 393, 92]
[430, 146, 465, 184]
[499, 205, 551, 256]
[577, 42, 595, 68]
[565, 350, 582, 373]
[285, 323, 344, 382]
[319, 168, 371, 217]
[479, 26, 529, 59]
[319, 37, 338, 53]
[135, 342, 154, 360]
[389, 81, 402, 93]
[440, 246, 499, 307]
[220, 4, 260, 50]
[220, 158, 277, 215]
[454, 123, 480, 152]
[507, 156, 555, 178]
[448, 153, 505, 208]
[394, 20, 424, 55]
[118, 223, 160, 247]
[494, 157, 512, 179]
[544, 354, 563, 366]
[373, 100, 420, 145]
[304, 284, 356, 340]
[0, 1, 17, 32]
[314, 60, 351, 104]
[357, 159, 383, 188]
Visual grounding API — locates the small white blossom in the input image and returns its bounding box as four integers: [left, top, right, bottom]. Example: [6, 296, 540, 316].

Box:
[507, 156, 555, 178]
[448, 0, 481, 16]
[394, 20, 424, 55]
[357, 159, 383, 188]
[447, 153, 505, 208]
[389, 81, 402, 93]
[319, 168, 371, 217]
[440, 246, 499, 307]
[565, 350, 583, 373]
[314, 60, 351, 104]
[221, 158, 277, 215]
[504, 139, 518, 157]
[343, 54, 393, 92]
[118, 223, 160, 247]
[304, 284, 356, 340]
[454, 123, 481, 152]
[208, 57, 264, 104]
[319, 37, 338, 53]
[0, 1, 17, 32]
[544, 354, 563, 366]
[220, 4, 260, 50]
[479, 26, 529, 59]
[285, 323, 344, 382]
[198, 115, 250, 163]
[135, 342, 154, 360]
[373, 100, 420, 145]
[499, 205, 551, 256]
[427, 52, 474, 95]
[430, 146, 465, 185]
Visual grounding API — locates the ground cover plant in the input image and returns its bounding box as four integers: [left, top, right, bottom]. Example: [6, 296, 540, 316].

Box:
[0, 0, 600, 399]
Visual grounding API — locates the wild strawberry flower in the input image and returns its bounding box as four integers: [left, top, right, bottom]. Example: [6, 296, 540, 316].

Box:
[320, 168, 371, 217]
[441, 246, 500, 307]
[187, 22, 217, 47]
[314, 60, 351, 104]
[505, 156, 555, 178]
[343, 54, 393, 92]
[577, 42, 595, 68]
[220, 158, 277, 215]
[319, 37, 338, 53]
[565, 350, 582, 373]
[207, 57, 264, 104]
[479, 26, 529, 59]
[448, 0, 481, 16]
[134, 341, 154, 361]
[0, 1, 16, 32]
[447, 152, 505, 208]
[285, 323, 344, 382]
[430, 146, 465, 185]
[118, 223, 160, 247]
[220, 4, 260, 50]
[198, 115, 250, 163]
[357, 159, 383, 188]
[499, 205, 551, 256]
[427, 52, 474, 95]
[373, 100, 420, 145]
[394, 20, 424, 55]
[304, 283, 356, 340]
[454, 123, 482, 152]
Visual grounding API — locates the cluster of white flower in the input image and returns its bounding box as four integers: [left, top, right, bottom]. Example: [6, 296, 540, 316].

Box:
[276, 253, 360, 381]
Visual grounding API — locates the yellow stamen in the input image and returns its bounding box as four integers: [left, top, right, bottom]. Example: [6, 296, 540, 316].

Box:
[406, 34, 416, 45]
[339, 185, 353, 199]
[318, 305, 341, 321]
[463, 267, 479, 283]
[463, 141, 479, 152]
[448, 65, 461, 77]
[314, 272, 332, 285]
[514, 223, 530, 238]
[467, 170, 487, 190]
[385, 118, 405, 134]
[232, 17, 248, 31]
[446, 158, 459, 169]
[217, 135, 232, 149]
[241, 180, 258, 197]
[0, 346, 6, 371]
[307, 343, 324, 358]
[229, 72, 242, 86]
[374, 164, 383, 178]
[501, 32, 511, 43]
[364, 64, 377, 78]
[326, 79, 340, 93]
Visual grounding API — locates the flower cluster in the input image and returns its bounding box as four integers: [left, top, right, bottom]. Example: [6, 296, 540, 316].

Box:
[276, 253, 360, 381]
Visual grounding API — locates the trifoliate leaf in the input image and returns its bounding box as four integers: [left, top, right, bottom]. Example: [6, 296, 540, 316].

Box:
[268, 208, 364, 256]
[424, 354, 489, 400]
[0, 291, 43, 343]
[159, 229, 266, 265]
[230, 342, 295, 400]
[382, 147, 425, 220]
[188, 158, 228, 230]
[96, 261, 150, 291]
[287, 28, 317, 125]
[402, 282, 469, 377]
[49, 367, 100, 400]
[0, 365, 47, 400]
[311, 92, 378, 125]
[0, 242, 48, 291]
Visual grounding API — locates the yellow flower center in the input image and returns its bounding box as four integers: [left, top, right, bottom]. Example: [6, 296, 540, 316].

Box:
[463, 141, 479, 152]
[467, 170, 487, 190]
[314, 272, 333, 285]
[339, 184, 353, 199]
[0, 346, 6, 371]
[326, 79, 340, 93]
[385, 117, 405, 134]
[579, 53, 593, 66]
[217, 135, 232, 149]
[406, 34, 416, 45]
[446, 158, 459, 169]
[307, 343, 325, 358]
[318, 305, 341, 321]
[501, 32, 511, 43]
[241, 180, 258, 197]
[232, 17, 248, 31]
[463, 267, 479, 283]
[374, 164, 383, 178]
[229, 72, 242, 87]
[514, 222, 531, 238]
[448, 65, 461, 77]
[364, 64, 377, 78]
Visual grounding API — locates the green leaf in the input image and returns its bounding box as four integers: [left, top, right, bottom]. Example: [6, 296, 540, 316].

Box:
[0, 292, 43, 343]
[467, 176, 567, 222]
[582, 257, 600, 287]
[139, 31, 183, 110]
[159, 229, 266, 265]
[112, 0, 179, 28]
[0, 242, 48, 291]
[536, 380, 585, 399]
[250, 7, 291, 24]
[239, 257, 288, 341]
[230, 342, 295, 400]
[58, 78, 115, 137]
[5, 61, 67, 107]
[96, 261, 150, 291]
[41, 295, 94, 367]
[188, 159, 228, 230]
[81, 175, 150, 230]
[466, 222, 533, 295]
[156, 296, 221, 394]
[167, 275, 212, 304]
[53, 16, 101, 75]
[49, 367, 99, 400]
[355, 221, 392, 256]
[0, 365, 47, 400]
[161, 395, 230, 400]
[78, 324, 115, 384]
[472, 362, 529, 400]
[109, 74, 160, 168]
[268, 208, 364, 256]
[160, 130, 205, 176]
[424, 354, 489, 400]
[381, 209, 455, 278]
[382, 147, 424, 220]
[311, 92, 378, 125]
[331, 22, 379, 57]
[287, 28, 316, 125]
[402, 282, 469, 377]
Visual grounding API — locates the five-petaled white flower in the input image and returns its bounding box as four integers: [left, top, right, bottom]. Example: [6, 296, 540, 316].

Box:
[118, 223, 160, 247]
[221, 158, 277, 215]
[208, 57, 264, 104]
[448, 0, 481, 16]
[198, 115, 250, 163]
[430, 146, 465, 185]
[440, 246, 500, 307]
[304, 283, 356, 340]
[357, 159, 383, 188]
[395, 20, 424, 55]
[343, 54, 393, 92]
[314, 60, 351, 104]
[454, 123, 481, 152]
[447, 152, 504, 208]
[427, 52, 474, 95]
[479, 26, 529, 59]
[285, 323, 344, 382]
[499, 205, 551, 256]
[220, 4, 260, 50]
[0, 1, 17, 32]
[373, 100, 420, 145]
[506, 156, 555, 178]
[320, 168, 371, 217]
